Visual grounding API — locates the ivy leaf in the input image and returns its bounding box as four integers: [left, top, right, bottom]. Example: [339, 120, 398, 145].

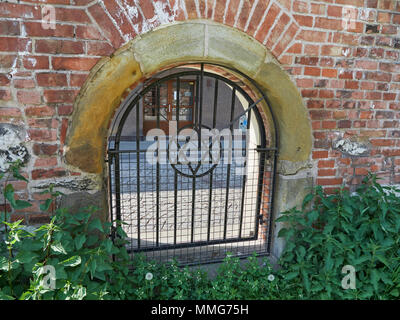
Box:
[54, 265, 68, 280]
[14, 200, 32, 210]
[4, 184, 16, 207]
[0, 256, 8, 271]
[284, 271, 299, 281]
[12, 167, 28, 182]
[4, 184, 32, 210]
[16, 251, 38, 264]
[302, 193, 314, 210]
[307, 210, 319, 224]
[371, 269, 380, 292]
[74, 234, 86, 250]
[72, 286, 86, 300]
[0, 291, 14, 300]
[40, 199, 53, 212]
[101, 239, 113, 253]
[89, 259, 97, 278]
[60, 255, 81, 267]
[390, 289, 399, 297]
[88, 219, 103, 233]
[301, 270, 311, 293]
[51, 242, 67, 255]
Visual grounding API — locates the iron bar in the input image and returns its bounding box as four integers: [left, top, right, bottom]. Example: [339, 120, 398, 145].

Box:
[207, 78, 218, 242]
[254, 148, 266, 240]
[238, 105, 251, 238]
[174, 77, 180, 245]
[128, 234, 258, 253]
[223, 87, 236, 240]
[136, 101, 141, 249]
[156, 84, 160, 247]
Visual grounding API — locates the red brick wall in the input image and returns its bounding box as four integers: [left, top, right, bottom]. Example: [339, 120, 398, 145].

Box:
[0, 0, 399, 222]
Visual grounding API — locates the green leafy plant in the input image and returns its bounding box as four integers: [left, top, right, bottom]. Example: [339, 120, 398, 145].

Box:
[0, 205, 134, 299]
[0, 162, 135, 300]
[276, 174, 400, 300]
[1, 161, 400, 300]
[208, 254, 282, 300]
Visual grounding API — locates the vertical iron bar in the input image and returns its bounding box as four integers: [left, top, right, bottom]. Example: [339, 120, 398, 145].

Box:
[223, 87, 236, 240]
[156, 84, 160, 247]
[191, 177, 196, 243]
[198, 63, 204, 148]
[207, 78, 218, 242]
[136, 101, 141, 249]
[191, 75, 200, 243]
[107, 152, 116, 261]
[254, 148, 266, 240]
[238, 105, 251, 238]
[107, 152, 114, 228]
[174, 77, 180, 245]
[266, 149, 278, 253]
[197, 64, 204, 245]
[114, 147, 121, 223]
[194, 75, 200, 127]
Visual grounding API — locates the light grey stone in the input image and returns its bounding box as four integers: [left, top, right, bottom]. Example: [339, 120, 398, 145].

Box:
[333, 138, 370, 157]
[0, 124, 29, 172]
[269, 175, 313, 260]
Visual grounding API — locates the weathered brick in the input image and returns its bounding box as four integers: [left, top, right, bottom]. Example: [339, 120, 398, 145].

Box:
[22, 56, 49, 70]
[54, 7, 91, 23]
[28, 129, 57, 142]
[86, 42, 114, 56]
[0, 20, 20, 36]
[76, 25, 104, 40]
[246, 0, 269, 35]
[236, 0, 256, 30]
[70, 73, 88, 87]
[34, 157, 58, 168]
[87, 3, 124, 48]
[25, 106, 56, 117]
[52, 57, 99, 71]
[58, 105, 73, 116]
[24, 22, 74, 38]
[44, 90, 78, 103]
[36, 73, 68, 87]
[317, 178, 343, 186]
[28, 214, 51, 224]
[31, 168, 66, 180]
[255, 3, 280, 43]
[14, 78, 35, 89]
[35, 39, 84, 54]
[32, 143, 58, 156]
[0, 37, 31, 52]
[17, 91, 41, 104]
[27, 118, 58, 129]
[0, 3, 41, 20]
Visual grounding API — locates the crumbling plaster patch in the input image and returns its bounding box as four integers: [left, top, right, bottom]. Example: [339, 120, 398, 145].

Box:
[0, 124, 29, 172]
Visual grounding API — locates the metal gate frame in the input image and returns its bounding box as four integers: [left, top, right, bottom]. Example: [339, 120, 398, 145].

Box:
[107, 63, 279, 265]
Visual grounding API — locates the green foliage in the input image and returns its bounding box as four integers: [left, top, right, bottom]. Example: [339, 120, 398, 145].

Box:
[0, 205, 132, 300]
[1, 162, 399, 300]
[206, 254, 283, 300]
[276, 173, 400, 300]
[0, 162, 133, 300]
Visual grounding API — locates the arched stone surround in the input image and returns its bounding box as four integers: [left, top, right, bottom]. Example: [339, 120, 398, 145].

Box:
[64, 21, 313, 258]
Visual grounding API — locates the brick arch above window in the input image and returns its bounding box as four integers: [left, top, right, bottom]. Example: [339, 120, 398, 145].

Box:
[84, 0, 300, 63]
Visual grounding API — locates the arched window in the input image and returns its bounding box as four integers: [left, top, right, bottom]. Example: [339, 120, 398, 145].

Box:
[107, 63, 277, 265]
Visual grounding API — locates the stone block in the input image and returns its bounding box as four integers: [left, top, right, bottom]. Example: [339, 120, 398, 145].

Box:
[269, 174, 313, 260]
[132, 22, 205, 75]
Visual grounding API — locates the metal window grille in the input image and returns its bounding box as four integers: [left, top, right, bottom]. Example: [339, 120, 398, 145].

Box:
[107, 64, 278, 266]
